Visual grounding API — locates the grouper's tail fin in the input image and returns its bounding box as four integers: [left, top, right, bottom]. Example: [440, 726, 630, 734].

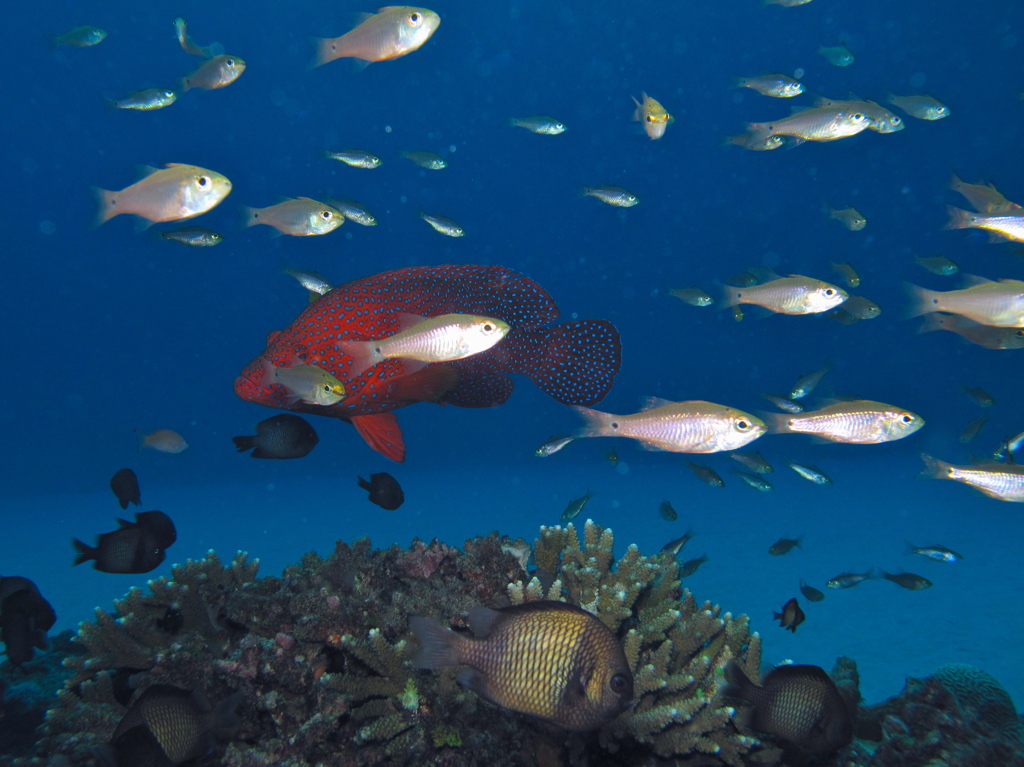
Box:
[526, 319, 621, 406]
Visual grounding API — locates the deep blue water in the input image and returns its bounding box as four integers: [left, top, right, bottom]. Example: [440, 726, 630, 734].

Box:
[3, 0, 1024, 708]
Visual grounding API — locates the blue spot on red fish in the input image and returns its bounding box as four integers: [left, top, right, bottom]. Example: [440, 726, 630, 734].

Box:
[234, 265, 621, 461]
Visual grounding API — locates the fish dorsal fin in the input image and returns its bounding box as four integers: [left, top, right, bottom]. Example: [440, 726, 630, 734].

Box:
[136, 164, 160, 179]
[468, 606, 503, 638]
[396, 312, 429, 332]
[960, 274, 993, 288]
[642, 396, 674, 411]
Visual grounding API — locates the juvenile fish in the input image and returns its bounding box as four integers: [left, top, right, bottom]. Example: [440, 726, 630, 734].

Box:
[829, 261, 861, 288]
[669, 287, 714, 307]
[790, 363, 831, 399]
[327, 199, 377, 226]
[109, 468, 141, 509]
[726, 130, 787, 151]
[918, 313, 1024, 349]
[813, 96, 903, 133]
[830, 295, 881, 322]
[419, 211, 465, 237]
[920, 454, 1024, 502]
[769, 536, 802, 556]
[799, 579, 825, 602]
[285, 267, 333, 296]
[787, 462, 832, 485]
[325, 149, 382, 168]
[160, 227, 223, 247]
[735, 469, 773, 492]
[880, 571, 933, 590]
[358, 473, 404, 510]
[632, 92, 673, 140]
[764, 394, 805, 414]
[907, 543, 962, 563]
[401, 150, 446, 169]
[661, 527, 696, 556]
[733, 74, 804, 98]
[509, 116, 566, 135]
[723, 276, 847, 315]
[765, 0, 813, 5]
[561, 489, 594, 523]
[769, 400, 923, 444]
[818, 45, 854, 66]
[945, 206, 1024, 243]
[310, 7, 441, 68]
[914, 254, 959, 275]
[581, 185, 639, 207]
[658, 500, 678, 521]
[679, 554, 709, 577]
[259, 361, 345, 406]
[826, 570, 875, 589]
[905, 278, 1024, 327]
[180, 54, 245, 91]
[688, 462, 724, 487]
[243, 198, 343, 236]
[828, 210, 866, 232]
[994, 430, 1024, 461]
[173, 17, 223, 58]
[109, 88, 177, 111]
[572, 398, 765, 453]
[53, 25, 106, 47]
[774, 597, 805, 632]
[746, 107, 868, 142]
[336, 313, 509, 375]
[732, 451, 773, 473]
[233, 414, 319, 459]
[137, 429, 188, 453]
[93, 164, 232, 227]
[535, 435, 575, 457]
[963, 386, 995, 407]
[888, 94, 950, 120]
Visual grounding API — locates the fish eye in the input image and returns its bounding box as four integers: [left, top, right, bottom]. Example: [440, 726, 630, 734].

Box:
[321, 211, 333, 219]
[1016, 331, 1024, 338]
[823, 288, 836, 297]
[483, 323, 494, 332]
[409, 12, 422, 24]
[900, 414, 914, 424]
[610, 674, 629, 693]
[892, 116, 902, 125]
[736, 419, 752, 431]
[646, 115, 656, 122]
[852, 113, 866, 121]
[196, 175, 210, 187]
[227, 58, 235, 66]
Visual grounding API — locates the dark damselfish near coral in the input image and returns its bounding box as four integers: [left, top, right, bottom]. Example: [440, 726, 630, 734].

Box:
[8, 521, 778, 766]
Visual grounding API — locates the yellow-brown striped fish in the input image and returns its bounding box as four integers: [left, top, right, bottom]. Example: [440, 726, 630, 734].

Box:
[310, 7, 441, 68]
[768, 400, 923, 444]
[411, 600, 633, 730]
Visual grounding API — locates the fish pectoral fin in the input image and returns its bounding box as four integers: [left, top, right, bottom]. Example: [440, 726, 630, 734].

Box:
[350, 412, 405, 462]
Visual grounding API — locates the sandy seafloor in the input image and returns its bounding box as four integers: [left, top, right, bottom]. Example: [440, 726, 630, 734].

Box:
[5, 406, 1023, 708]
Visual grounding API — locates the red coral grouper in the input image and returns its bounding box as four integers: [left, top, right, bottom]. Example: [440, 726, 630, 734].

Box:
[234, 265, 621, 462]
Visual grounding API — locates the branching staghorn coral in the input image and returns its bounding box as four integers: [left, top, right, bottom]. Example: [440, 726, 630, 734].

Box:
[509, 519, 778, 767]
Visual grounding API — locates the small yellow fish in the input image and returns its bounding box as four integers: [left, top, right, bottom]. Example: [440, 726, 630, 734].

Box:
[828, 209, 867, 232]
[905, 278, 1024, 327]
[509, 116, 566, 135]
[918, 313, 1024, 349]
[832, 295, 881, 321]
[259, 361, 345, 406]
[669, 287, 714, 307]
[336, 313, 509, 375]
[818, 45, 854, 66]
[419, 212, 464, 237]
[137, 428, 188, 453]
[887, 94, 949, 120]
[945, 206, 1024, 243]
[722, 275, 848, 315]
[401, 150, 446, 169]
[829, 261, 861, 287]
[572, 398, 766, 453]
[631, 92, 673, 140]
[921, 454, 1024, 502]
[180, 54, 246, 91]
[243, 198, 344, 236]
[733, 74, 804, 98]
[108, 89, 177, 111]
[949, 173, 1022, 215]
[325, 149, 382, 168]
[53, 25, 106, 47]
[769, 400, 924, 444]
[310, 7, 441, 68]
[92, 164, 232, 227]
[581, 185, 639, 207]
[914, 254, 959, 276]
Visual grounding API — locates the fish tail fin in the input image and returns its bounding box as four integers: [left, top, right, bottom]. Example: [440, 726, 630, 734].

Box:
[350, 412, 405, 462]
[730, 76, 745, 89]
[134, 429, 147, 452]
[335, 339, 377, 377]
[571, 405, 616, 438]
[409, 616, 461, 669]
[920, 453, 954, 480]
[945, 205, 975, 230]
[902, 282, 941, 319]
[763, 412, 795, 435]
[525, 320, 621, 406]
[904, 542, 919, 556]
[232, 435, 256, 453]
[720, 284, 745, 308]
[72, 538, 96, 566]
[91, 187, 118, 227]
[917, 312, 954, 335]
[721, 659, 755, 701]
[357, 475, 371, 491]
[308, 36, 341, 69]
[240, 205, 261, 229]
